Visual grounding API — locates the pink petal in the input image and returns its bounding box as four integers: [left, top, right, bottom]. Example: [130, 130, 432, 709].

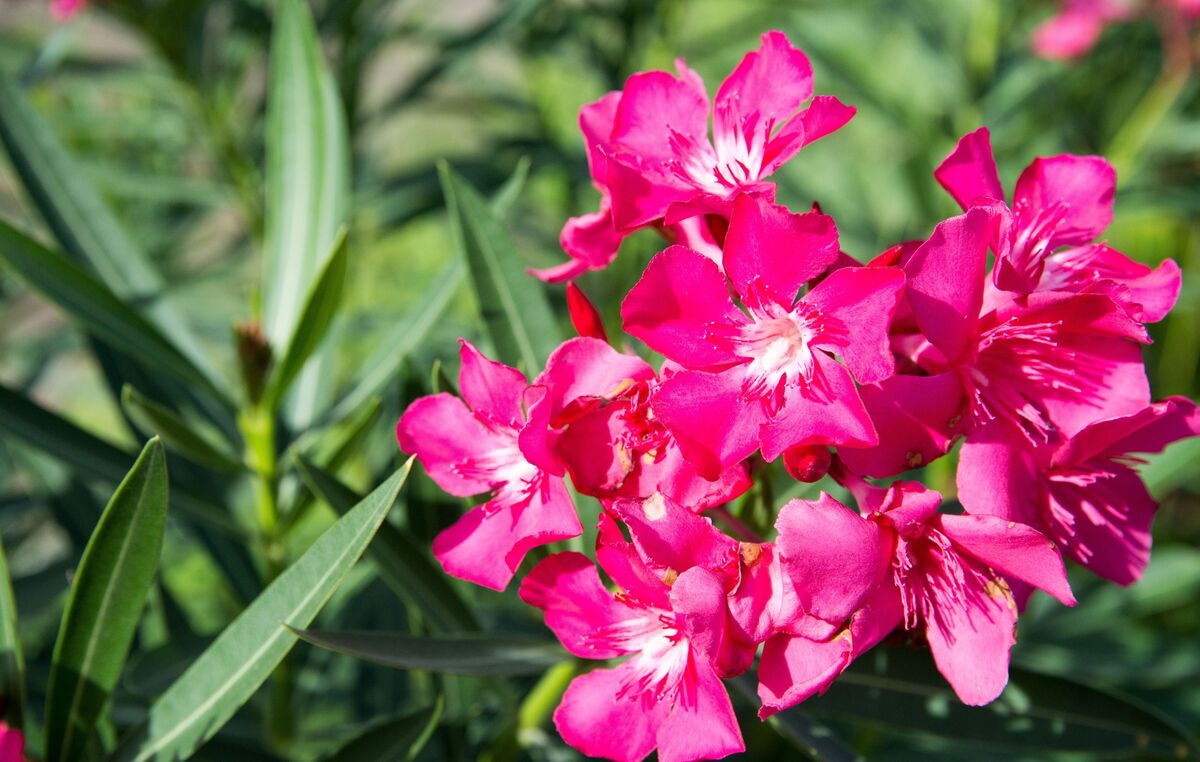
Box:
[757, 632, 852, 717]
[396, 393, 505, 497]
[604, 151, 695, 232]
[934, 127, 1005, 210]
[537, 207, 623, 283]
[762, 95, 857, 176]
[728, 542, 801, 645]
[671, 566, 751, 677]
[554, 665, 663, 762]
[723, 194, 841, 307]
[1013, 155, 1115, 249]
[865, 480, 943, 532]
[925, 573, 1018, 706]
[519, 552, 633, 659]
[836, 372, 967, 478]
[595, 511, 671, 608]
[612, 65, 711, 166]
[432, 478, 580, 591]
[644, 445, 753, 512]
[1061, 396, 1200, 464]
[621, 245, 745, 369]
[904, 209, 990, 363]
[610, 493, 739, 582]
[956, 436, 1042, 527]
[937, 514, 1076, 606]
[579, 91, 621, 180]
[1038, 331, 1150, 441]
[1032, 6, 1108, 59]
[803, 265, 905, 384]
[1047, 466, 1156, 585]
[714, 31, 813, 149]
[655, 659, 744, 762]
[518, 386, 561, 476]
[556, 404, 635, 497]
[457, 339, 527, 429]
[651, 368, 766, 480]
[759, 353, 878, 460]
[775, 493, 891, 625]
[0, 723, 24, 762]
[534, 337, 654, 420]
[1042, 245, 1182, 322]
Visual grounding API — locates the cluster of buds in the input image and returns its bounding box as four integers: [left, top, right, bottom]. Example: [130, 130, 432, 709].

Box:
[399, 32, 1197, 762]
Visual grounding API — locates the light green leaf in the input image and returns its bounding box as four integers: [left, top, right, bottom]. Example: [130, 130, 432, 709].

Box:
[322, 700, 442, 762]
[110, 460, 413, 762]
[121, 386, 243, 473]
[291, 455, 479, 633]
[0, 540, 24, 728]
[0, 73, 222, 394]
[0, 221, 228, 405]
[489, 156, 531, 218]
[291, 629, 566, 676]
[261, 229, 349, 411]
[438, 162, 561, 375]
[262, 0, 350, 427]
[793, 645, 1197, 757]
[45, 438, 169, 762]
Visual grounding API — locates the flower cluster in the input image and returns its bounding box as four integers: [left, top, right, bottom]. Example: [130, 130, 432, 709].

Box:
[398, 32, 1197, 762]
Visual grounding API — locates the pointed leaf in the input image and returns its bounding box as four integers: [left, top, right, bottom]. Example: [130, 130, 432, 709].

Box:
[291, 630, 566, 675]
[262, 228, 349, 411]
[292, 455, 479, 633]
[0, 541, 24, 728]
[438, 162, 561, 374]
[121, 386, 243, 473]
[110, 460, 413, 762]
[322, 700, 442, 762]
[45, 438, 169, 762]
[0, 222, 228, 404]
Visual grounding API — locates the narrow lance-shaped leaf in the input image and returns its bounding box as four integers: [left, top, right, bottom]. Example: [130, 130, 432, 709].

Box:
[121, 386, 243, 473]
[322, 700, 442, 762]
[0, 222, 229, 406]
[291, 455, 479, 633]
[0, 540, 24, 728]
[262, 0, 350, 428]
[438, 162, 561, 375]
[290, 629, 566, 676]
[261, 228, 349, 411]
[44, 438, 169, 762]
[110, 460, 413, 762]
[0, 74, 221, 390]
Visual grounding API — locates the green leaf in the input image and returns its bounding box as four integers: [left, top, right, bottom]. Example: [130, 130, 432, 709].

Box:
[0, 221, 228, 405]
[730, 675, 859, 762]
[291, 455, 479, 633]
[121, 385, 243, 473]
[322, 700, 442, 762]
[45, 438, 169, 762]
[489, 156, 531, 218]
[291, 630, 567, 676]
[110, 461, 413, 762]
[262, 0, 350, 427]
[438, 162, 561, 374]
[261, 228, 349, 411]
[0, 540, 24, 728]
[792, 645, 1197, 758]
[0, 74, 221, 391]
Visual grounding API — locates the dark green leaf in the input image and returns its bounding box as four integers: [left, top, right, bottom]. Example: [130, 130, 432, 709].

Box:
[121, 385, 243, 473]
[45, 438, 169, 762]
[438, 162, 561, 374]
[291, 630, 566, 676]
[0, 540, 24, 727]
[292, 455, 479, 633]
[110, 461, 413, 762]
[322, 700, 442, 762]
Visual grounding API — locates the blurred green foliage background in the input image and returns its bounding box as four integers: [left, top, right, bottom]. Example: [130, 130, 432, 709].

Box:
[0, 0, 1198, 759]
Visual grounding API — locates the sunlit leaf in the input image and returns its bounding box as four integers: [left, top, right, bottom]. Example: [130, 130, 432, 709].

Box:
[291, 629, 566, 676]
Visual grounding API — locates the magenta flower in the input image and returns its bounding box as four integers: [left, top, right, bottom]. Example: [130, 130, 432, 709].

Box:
[760, 482, 1074, 711]
[520, 498, 747, 762]
[534, 30, 855, 282]
[0, 723, 23, 762]
[841, 208, 1153, 477]
[1031, 0, 1135, 59]
[959, 396, 1200, 585]
[396, 340, 580, 590]
[622, 194, 904, 478]
[935, 127, 1180, 318]
[50, 0, 89, 20]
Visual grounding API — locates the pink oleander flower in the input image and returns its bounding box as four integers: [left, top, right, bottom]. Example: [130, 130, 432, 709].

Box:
[51, 0, 89, 19]
[758, 482, 1075, 712]
[534, 30, 855, 282]
[936, 127, 1181, 317]
[622, 194, 904, 478]
[841, 208, 1153, 477]
[959, 396, 1200, 585]
[0, 723, 23, 762]
[1032, 0, 1135, 59]
[519, 498, 747, 762]
[542, 339, 752, 508]
[397, 339, 580, 590]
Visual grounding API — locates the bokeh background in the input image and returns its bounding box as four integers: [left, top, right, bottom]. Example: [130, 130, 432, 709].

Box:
[0, 0, 1198, 760]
